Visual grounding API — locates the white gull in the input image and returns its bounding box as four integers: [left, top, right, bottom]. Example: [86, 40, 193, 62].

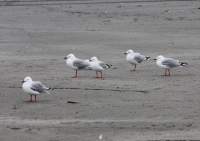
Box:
[22, 76, 50, 102]
[124, 49, 150, 71]
[154, 55, 187, 76]
[64, 54, 90, 78]
[89, 57, 110, 78]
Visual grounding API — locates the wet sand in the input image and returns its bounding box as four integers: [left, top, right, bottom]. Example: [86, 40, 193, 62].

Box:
[0, 0, 200, 140]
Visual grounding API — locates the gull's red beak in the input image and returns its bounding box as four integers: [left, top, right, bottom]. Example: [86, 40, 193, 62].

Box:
[124, 53, 127, 55]
[89, 60, 92, 62]
[22, 80, 25, 83]
[154, 59, 157, 60]
[64, 57, 67, 59]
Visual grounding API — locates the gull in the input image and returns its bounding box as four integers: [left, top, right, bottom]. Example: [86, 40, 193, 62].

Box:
[89, 57, 110, 78]
[124, 49, 150, 71]
[154, 55, 187, 76]
[22, 76, 50, 102]
[64, 54, 90, 78]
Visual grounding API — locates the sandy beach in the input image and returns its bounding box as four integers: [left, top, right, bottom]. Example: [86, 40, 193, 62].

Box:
[0, 0, 200, 140]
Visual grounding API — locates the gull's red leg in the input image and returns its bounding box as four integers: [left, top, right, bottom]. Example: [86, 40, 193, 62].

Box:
[72, 70, 78, 78]
[27, 95, 32, 102]
[162, 70, 170, 76]
[94, 71, 98, 78]
[131, 65, 136, 71]
[165, 69, 170, 76]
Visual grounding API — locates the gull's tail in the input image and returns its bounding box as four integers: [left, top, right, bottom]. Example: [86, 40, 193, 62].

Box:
[46, 87, 51, 94]
[106, 64, 112, 68]
[144, 56, 151, 61]
[179, 62, 187, 67]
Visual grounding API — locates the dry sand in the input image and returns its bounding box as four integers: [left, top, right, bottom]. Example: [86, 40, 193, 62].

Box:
[0, 0, 200, 140]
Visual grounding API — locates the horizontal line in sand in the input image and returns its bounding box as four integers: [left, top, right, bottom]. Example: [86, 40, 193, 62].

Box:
[2, 86, 150, 93]
[0, 117, 193, 126]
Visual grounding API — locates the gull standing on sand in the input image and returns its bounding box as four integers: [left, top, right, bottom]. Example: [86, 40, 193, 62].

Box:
[154, 55, 187, 76]
[124, 49, 150, 71]
[64, 54, 90, 78]
[22, 76, 50, 102]
[89, 57, 110, 78]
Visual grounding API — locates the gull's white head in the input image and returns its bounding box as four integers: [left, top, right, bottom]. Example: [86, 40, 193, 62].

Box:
[89, 57, 99, 62]
[124, 49, 134, 55]
[64, 54, 75, 60]
[22, 76, 32, 83]
[154, 55, 164, 61]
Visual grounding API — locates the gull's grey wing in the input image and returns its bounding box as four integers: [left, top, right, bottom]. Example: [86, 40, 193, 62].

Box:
[134, 55, 145, 63]
[30, 81, 48, 93]
[162, 58, 179, 68]
[99, 62, 109, 69]
[73, 59, 90, 69]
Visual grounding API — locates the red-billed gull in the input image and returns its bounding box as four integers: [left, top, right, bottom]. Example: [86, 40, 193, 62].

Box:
[22, 76, 50, 102]
[154, 55, 187, 76]
[89, 57, 110, 78]
[124, 49, 150, 71]
[64, 54, 90, 78]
